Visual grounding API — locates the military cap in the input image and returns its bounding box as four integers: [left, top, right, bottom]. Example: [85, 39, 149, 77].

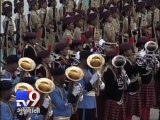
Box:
[87, 7, 97, 21]
[55, 42, 69, 51]
[37, 50, 50, 58]
[105, 50, 118, 60]
[80, 50, 92, 60]
[74, 9, 85, 22]
[123, 2, 132, 12]
[136, 0, 146, 8]
[101, 8, 111, 20]
[38, 0, 47, 5]
[27, 0, 37, 7]
[0, 80, 12, 91]
[81, 31, 92, 42]
[52, 67, 65, 76]
[109, 2, 117, 14]
[2, 1, 12, 15]
[21, 77, 36, 85]
[14, 0, 24, 13]
[63, 13, 74, 25]
[119, 43, 133, 53]
[22, 32, 37, 42]
[5, 55, 19, 65]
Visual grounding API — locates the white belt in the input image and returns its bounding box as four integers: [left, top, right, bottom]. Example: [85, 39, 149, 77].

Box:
[54, 116, 70, 120]
[86, 91, 95, 96]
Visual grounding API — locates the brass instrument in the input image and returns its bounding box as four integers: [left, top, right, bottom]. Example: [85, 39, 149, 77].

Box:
[18, 57, 36, 77]
[65, 66, 84, 113]
[35, 78, 55, 120]
[15, 82, 34, 93]
[87, 54, 105, 96]
[112, 55, 128, 90]
[144, 41, 158, 54]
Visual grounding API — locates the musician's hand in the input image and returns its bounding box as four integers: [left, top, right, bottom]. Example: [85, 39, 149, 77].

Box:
[48, 110, 53, 117]
[72, 84, 81, 97]
[42, 98, 50, 109]
[90, 73, 98, 85]
[99, 81, 105, 90]
[79, 95, 83, 102]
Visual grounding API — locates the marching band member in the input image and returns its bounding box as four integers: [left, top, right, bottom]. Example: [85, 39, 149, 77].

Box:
[0, 80, 17, 120]
[2, 55, 20, 87]
[102, 50, 130, 120]
[35, 50, 53, 79]
[38, 0, 50, 48]
[136, 41, 159, 120]
[48, 0, 59, 51]
[62, 13, 74, 44]
[54, 42, 71, 69]
[27, 0, 41, 42]
[77, 50, 104, 120]
[2, 1, 15, 58]
[120, 43, 141, 120]
[14, 0, 27, 55]
[102, 7, 116, 43]
[50, 67, 82, 120]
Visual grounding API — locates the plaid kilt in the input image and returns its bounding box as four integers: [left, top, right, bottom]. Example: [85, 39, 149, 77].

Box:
[104, 99, 126, 120]
[124, 91, 141, 116]
[140, 80, 156, 108]
[155, 81, 160, 108]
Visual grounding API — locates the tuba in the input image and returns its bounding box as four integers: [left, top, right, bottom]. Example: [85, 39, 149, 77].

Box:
[87, 54, 105, 96]
[18, 57, 36, 78]
[35, 78, 55, 120]
[144, 41, 158, 54]
[65, 66, 84, 113]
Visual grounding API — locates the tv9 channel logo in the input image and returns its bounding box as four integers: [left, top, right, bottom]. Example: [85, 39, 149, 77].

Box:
[16, 90, 40, 108]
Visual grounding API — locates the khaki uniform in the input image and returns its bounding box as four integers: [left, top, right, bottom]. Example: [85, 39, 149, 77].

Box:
[147, 8, 160, 27]
[90, 0, 100, 8]
[135, 12, 148, 28]
[3, 17, 15, 56]
[77, 0, 87, 11]
[48, 7, 60, 50]
[73, 27, 82, 41]
[62, 29, 73, 43]
[30, 10, 41, 32]
[111, 18, 120, 34]
[123, 16, 136, 34]
[39, 8, 50, 47]
[103, 22, 116, 42]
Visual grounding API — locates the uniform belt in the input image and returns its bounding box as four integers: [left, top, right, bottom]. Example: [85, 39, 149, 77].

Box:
[54, 116, 70, 120]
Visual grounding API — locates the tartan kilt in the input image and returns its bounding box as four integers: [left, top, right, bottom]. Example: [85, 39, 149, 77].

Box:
[140, 80, 156, 108]
[124, 91, 141, 116]
[155, 81, 160, 108]
[104, 99, 126, 120]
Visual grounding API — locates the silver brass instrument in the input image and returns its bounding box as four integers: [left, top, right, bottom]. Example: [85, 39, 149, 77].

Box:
[112, 55, 128, 90]
[35, 78, 55, 120]
[65, 66, 84, 113]
[18, 57, 36, 78]
[87, 54, 105, 96]
[145, 41, 158, 54]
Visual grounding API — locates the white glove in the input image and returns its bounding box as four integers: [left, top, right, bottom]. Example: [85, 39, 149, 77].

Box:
[72, 84, 81, 96]
[42, 98, 50, 109]
[126, 78, 131, 85]
[79, 95, 83, 102]
[48, 110, 53, 117]
[90, 73, 98, 85]
[99, 81, 105, 90]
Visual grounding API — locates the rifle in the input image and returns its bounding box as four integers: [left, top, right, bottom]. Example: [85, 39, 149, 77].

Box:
[128, 15, 132, 39]
[41, 10, 47, 47]
[15, 16, 20, 46]
[3, 20, 9, 59]
[137, 14, 142, 40]
[119, 0, 123, 44]
[151, 12, 155, 39]
[27, 13, 32, 32]
[53, 7, 59, 42]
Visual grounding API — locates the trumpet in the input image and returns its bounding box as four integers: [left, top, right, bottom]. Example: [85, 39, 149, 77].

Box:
[35, 78, 55, 120]
[65, 66, 84, 113]
[18, 57, 36, 78]
[87, 54, 105, 96]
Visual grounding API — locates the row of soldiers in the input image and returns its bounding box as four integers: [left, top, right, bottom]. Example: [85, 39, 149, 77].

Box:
[0, 0, 160, 120]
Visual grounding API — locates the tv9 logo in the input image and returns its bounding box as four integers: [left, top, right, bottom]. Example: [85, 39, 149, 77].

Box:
[16, 91, 40, 107]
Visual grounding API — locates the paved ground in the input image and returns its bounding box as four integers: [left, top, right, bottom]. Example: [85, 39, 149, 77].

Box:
[132, 108, 159, 120]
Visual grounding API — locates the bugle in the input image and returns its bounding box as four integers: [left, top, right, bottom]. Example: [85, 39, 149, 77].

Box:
[65, 66, 84, 113]
[87, 54, 105, 96]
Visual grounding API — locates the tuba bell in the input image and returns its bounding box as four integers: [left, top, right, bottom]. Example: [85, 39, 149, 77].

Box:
[144, 41, 158, 53]
[112, 55, 126, 68]
[65, 66, 84, 113]
[15, 82, 35, 93]
[87, 54, 105, 96]
[18, 57, 36, 77]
